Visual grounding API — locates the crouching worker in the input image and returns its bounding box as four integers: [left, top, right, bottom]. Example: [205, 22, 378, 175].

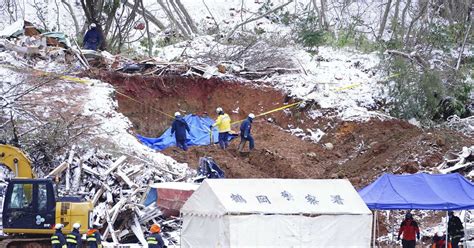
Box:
[51, 223, 67, 248]
[66, 223, 82, 248]
[86, 224, 103, 248]
[171, 112, 190, 151]
[146, 224, 165, 248]
[432, 231, 451, 248]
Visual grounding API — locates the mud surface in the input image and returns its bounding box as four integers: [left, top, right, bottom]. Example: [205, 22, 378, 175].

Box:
[94, 71, 472, 188]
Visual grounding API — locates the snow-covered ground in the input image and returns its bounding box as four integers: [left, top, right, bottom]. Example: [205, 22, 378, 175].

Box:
[0, 50, 187, 177]
[154, 35, 391, 122]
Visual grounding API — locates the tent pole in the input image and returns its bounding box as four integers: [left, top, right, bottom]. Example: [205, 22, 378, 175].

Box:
[446, 211, 448, 248]
[373, 210, 377, 247]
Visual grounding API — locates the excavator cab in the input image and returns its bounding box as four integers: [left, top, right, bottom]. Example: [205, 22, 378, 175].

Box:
[2, 179, 56, 233]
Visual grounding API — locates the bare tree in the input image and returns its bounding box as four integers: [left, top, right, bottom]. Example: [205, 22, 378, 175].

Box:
[225, 0, 294, 40]
[377, 0, 393, 40]
[141, 0, 153, 57]
[157, 0, 191, 38]
[61, 0, 81, 36]
[175, 0, 198, 33]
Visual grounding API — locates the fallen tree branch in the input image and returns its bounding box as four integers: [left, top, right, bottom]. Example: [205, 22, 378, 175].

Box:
[225, 0, 294, 40]
[386, 49, 429, 69]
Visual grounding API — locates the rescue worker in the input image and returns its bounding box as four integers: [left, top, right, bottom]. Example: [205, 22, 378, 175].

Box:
[66, 223, 82, 248]
[432, 231, 451, 248]
[212, 107, 231, 149]
[398, 212, 420, 248]
[83, 23, 103, 50]
[146, 223, 165, 248]
[51, 223, 67, 248]
[171, 112, 190, 151]
[238, 113, 255, 152]
[86, 224, 102, 248]
[448, 211, 464, 248]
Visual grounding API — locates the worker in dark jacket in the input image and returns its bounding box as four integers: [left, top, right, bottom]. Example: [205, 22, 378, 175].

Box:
[51, 223, 67, 248]
[86, 224, 102, 248]
[448, 211, 464, 248]
[146, 224, 165, 248]
[238, 113, 255, 152]
[171, 112, 190, 151]
[398, 213, 420, 248]
[66, 223, 82, 248]
[83, 23, 102, 50]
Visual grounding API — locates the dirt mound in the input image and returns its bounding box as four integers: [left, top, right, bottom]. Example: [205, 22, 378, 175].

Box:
[93, 71, 472, 188]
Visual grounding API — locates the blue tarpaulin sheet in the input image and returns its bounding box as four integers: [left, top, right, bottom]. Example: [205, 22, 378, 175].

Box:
[138, 114, 225, 151]
[358, 173, 474, 210]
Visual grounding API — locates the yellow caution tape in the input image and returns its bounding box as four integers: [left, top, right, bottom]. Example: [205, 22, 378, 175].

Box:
[333, 83, 361, 92]
[231, 101, 303, 125]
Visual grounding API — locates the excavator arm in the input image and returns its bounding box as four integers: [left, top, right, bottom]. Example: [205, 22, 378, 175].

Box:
[0, 144, 34, 179]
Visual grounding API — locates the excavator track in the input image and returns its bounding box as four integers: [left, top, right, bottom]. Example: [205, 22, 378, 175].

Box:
[0, 237, 50, 248]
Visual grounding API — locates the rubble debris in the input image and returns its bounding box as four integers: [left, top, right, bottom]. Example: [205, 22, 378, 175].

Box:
[36, 149, 190, 246]
[438, 146, 474, 175]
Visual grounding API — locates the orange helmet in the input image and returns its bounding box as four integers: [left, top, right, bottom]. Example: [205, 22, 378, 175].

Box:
[150, 224, 161, 233]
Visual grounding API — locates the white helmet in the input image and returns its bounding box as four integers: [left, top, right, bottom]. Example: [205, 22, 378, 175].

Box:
[437, 231, 443, 236]
[216, 107, 223, 113]
[90, 23, 97, 28]
[73, 223, 81, 229]
[54, 223, 64, 229]
[248, 113, 255, 119]
[174, 112, 181, 117]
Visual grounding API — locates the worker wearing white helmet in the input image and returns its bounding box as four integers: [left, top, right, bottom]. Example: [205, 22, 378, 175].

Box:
[51, 223, 67, 248]
[171, 111, 190, 151]
[66, 223, 82, 248]
[212, 107, 232, 149]
[238, 113, 255, 152]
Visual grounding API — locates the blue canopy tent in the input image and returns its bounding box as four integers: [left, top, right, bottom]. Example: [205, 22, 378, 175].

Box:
[138, 114, 234, 151]
[359, 173, 474, 210]
[359, 173, 474, 247]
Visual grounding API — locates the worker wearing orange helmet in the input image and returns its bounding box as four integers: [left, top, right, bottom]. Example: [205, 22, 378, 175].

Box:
[146, 224, 165, 248]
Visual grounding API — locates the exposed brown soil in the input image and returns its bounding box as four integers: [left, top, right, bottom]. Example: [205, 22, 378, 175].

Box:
[92, 70, 472, 189]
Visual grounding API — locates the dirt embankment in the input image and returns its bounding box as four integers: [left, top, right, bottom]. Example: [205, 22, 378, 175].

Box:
[93, 71, 472, 188]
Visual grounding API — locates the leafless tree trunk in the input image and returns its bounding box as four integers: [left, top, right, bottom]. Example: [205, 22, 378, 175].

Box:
[378, 0, 393, 40]
[390, 0, 402, 40]
[225, 0, 294, 40]
[400, 0, 412, 39]
[404, 1, 428, 45]
[175, 0, 198, 33]
[443, 0, 454, 25]
[54, 0, 61, 31]
[157, 0, 191, 38]
[61, 0, 80, 36]
[168, 0, 193, 35]
[202, 0, 219, 31]
[455, 19, 472, 70]
[124, 0, 165, 30]
[320, 0, 329, 30]
[141, 0, 153, 57]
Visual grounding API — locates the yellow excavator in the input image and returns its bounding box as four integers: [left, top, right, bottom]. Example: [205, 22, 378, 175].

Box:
[0, 144, 93, 247]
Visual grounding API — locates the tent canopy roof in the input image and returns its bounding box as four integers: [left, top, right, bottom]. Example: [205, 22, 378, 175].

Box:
[358, 173, 474, 210]
[181, 179, 371, 216]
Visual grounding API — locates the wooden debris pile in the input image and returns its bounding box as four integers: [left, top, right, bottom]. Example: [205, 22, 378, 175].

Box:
[437, 146, 474, 177]
[89, 55, 302, 80]
[44, 148, 186, 246]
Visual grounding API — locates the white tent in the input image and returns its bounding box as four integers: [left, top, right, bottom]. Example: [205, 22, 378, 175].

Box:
[181, 179, 372, 247]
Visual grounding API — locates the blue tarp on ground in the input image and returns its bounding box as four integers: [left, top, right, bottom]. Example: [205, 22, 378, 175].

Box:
[358, 173, 474, 210]
[138, 114, 226, 151]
